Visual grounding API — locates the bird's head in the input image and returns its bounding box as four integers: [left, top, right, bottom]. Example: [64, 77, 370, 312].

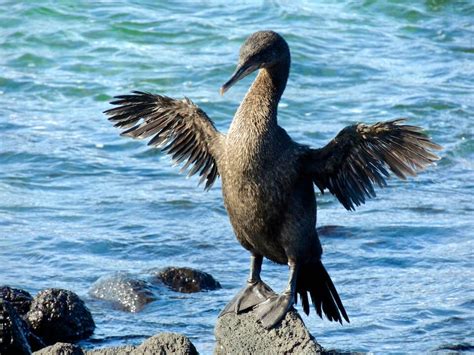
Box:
[220, 30, 290, 95]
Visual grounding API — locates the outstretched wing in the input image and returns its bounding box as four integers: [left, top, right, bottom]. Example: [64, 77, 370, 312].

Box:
[303, 119, 441, 210]
[104, 91, 223, 190]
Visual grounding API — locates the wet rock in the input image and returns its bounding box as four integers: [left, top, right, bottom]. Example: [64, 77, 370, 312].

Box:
[154, 267, 221, 293]
[26, 289, 95, 345]
[136, 333, 198, 354]
[0, 286, 45, 351]
[0, 286, 46, 351]
[0, 286, 33, 316]
[89, 273, 156, 312]
[33, 342, 84, 355]
[215, 308, 323, 354]
[0, 299, 31, 355]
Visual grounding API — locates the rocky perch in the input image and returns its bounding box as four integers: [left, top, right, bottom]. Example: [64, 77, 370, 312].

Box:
[215, 308, 324, 354]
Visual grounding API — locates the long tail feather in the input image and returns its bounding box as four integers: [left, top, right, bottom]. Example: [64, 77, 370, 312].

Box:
[295, 261, 349, 324]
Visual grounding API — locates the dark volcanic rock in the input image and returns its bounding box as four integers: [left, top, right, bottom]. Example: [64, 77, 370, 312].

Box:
[0, 286, 45, 351]
[33, 342, 84, 355]
[215, 308, 323, 354]
[0, 286, 33, 316]
[0, 299, 31, 355]
[26, 289, 95, 345]
[154, 267, 221, 293]
[89, 273, 156, 312]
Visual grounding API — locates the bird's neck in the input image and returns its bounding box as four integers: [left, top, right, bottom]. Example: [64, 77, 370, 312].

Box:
[230, 59, 290, 136]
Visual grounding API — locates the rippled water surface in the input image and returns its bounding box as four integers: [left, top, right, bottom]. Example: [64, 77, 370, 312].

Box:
[1, 1, 473, 353]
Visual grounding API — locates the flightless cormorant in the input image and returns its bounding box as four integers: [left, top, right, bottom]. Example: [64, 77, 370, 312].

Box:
[105, 30, 441, 329]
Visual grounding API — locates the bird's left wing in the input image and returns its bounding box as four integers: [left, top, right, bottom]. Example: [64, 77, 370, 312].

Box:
[302, 119, 441, 211]
[104, 91, 223, 190]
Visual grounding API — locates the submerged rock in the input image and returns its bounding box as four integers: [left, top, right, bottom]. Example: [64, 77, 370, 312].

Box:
[0, 299, 31, 355]
[89, 273, 156, 312]
[435, 343, 474, 352]
[33, 342, 84, 355]
[215, 308, 323, 354]
[154, 267, 221, 293]
[26, 289, 95, 345]
[0, 286, 33, 316]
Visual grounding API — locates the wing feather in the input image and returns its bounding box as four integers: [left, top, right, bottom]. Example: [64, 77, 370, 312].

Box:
[304, 119, 441, 210]
[104, 91, 223, 190]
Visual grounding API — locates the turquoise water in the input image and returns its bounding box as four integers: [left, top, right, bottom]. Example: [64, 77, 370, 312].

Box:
[1, 1, 473, 353]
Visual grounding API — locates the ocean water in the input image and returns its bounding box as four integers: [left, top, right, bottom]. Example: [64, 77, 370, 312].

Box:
[1, 1, 473, 353]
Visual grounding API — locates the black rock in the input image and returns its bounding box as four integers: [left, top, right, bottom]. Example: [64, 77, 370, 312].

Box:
[33, 342, 84, 355]
[89, 273, 156, 313]
[0, 286, 45, 351]
[154, 267, 221, 293]
[0, 286, 33, 316]
[26, 289, 95, 345]
[0, 299, 31, 355]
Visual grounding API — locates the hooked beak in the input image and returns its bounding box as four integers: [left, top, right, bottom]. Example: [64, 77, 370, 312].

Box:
[220, 62, 258, 95]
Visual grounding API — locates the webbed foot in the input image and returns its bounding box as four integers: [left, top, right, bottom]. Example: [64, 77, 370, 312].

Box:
[254, 292, 294, 329]
[219, 280, 276, 317]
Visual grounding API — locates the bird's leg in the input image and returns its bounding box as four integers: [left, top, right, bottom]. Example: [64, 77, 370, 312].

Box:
[247, 253, 265, 284]
[254, 260, 298, 329]
[219, 254, 276, 317]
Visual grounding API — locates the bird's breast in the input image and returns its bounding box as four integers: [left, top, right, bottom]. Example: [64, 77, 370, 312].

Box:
[219, 136, 297, 248]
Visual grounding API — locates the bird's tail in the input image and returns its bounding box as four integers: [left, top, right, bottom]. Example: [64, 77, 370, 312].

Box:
[296, 261, 349, 324]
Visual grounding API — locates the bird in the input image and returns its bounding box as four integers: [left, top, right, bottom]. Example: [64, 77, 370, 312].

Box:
[104, 30, 441, 329]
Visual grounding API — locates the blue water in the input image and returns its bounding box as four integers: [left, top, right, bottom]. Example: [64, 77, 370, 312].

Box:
[1, 1, 473, 353]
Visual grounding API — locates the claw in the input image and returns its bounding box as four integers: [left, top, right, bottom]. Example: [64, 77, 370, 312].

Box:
[219, 280, 276, 317]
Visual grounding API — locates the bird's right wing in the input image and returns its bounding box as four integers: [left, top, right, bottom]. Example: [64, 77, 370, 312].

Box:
[104, 91, 224, 190]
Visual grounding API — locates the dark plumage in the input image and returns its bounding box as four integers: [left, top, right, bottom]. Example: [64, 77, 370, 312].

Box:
[105, 94, 220, 190]
[104, 30, 441, 329]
